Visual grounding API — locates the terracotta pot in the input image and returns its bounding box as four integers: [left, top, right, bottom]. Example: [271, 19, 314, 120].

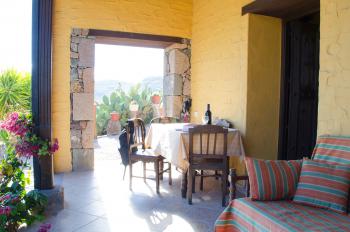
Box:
[152, 95, 161, 104]
[110, 112, 120, 121]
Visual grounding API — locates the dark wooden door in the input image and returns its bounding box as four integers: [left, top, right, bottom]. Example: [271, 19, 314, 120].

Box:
[279, 14, 319, 160]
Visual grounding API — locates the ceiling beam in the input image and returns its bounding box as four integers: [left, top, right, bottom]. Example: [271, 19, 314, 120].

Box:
[242, 0, 320, 20]
[89, 30, 185, 44]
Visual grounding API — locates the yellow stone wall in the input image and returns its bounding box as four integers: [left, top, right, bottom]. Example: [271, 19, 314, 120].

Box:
[191, 0, 250, 132]
[53, 0, 350, 173]
[318, 0, 350, 136]
[245, 15, 281, 160]
[52, 0, 192, 172]
[191, 0, 281, 172]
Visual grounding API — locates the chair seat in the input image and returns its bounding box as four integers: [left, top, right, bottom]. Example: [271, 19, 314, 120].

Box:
[130, 149, 163, 162]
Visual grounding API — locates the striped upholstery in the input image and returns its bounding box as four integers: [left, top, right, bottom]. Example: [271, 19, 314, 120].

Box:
[293, 159, 350, 214]
[245, 158, 302, 200]
[215, 198, 350, 232]
[312, 135, 350, 165]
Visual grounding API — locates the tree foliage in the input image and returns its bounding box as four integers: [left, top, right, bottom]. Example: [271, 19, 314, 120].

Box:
[0, 69, 31, 119]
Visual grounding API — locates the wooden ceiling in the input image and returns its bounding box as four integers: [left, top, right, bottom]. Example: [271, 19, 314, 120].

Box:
[242, 0, 320, 20]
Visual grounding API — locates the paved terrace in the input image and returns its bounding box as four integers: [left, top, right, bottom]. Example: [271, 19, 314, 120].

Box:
[24, 135, 225, 232]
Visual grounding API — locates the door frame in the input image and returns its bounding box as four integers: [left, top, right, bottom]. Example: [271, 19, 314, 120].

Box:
[240, 0, 320, 160]
[277, 13, 320, 160]
[278, 22, 289, 160]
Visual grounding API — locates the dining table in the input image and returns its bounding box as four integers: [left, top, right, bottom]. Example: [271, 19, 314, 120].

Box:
[145, 123, 246, 198]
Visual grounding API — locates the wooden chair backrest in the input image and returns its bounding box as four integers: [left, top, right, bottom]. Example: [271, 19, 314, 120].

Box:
[126, 118, 146, 153]
[150, 116, 180, 124]
[188, 125, 228, 163]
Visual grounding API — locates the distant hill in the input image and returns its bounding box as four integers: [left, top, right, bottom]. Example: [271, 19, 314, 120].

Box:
[141, 76, 163, 90]
[94, 76, 163, 102]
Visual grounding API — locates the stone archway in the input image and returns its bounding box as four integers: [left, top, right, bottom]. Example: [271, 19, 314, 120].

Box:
[69, 29, 191, 171]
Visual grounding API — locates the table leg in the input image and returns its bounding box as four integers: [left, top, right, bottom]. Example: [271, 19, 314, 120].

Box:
[160, 159, 164, 180]
[181, 170, 188, 198]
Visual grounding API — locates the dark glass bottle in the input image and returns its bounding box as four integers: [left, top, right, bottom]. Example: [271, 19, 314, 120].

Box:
[205, 104, 212, 125]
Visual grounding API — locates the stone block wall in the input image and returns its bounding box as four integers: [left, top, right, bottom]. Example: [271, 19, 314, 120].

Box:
[70, 29, 95, 171]
[163, 41, 191, 118]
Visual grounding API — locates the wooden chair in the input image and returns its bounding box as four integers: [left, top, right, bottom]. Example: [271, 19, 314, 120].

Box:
[187, 125, 228, 206]
[228, 168, 250, 201]
[150, 117, 177, 183]
[127, 118, 171, 194]
[150, 116, 180, 124]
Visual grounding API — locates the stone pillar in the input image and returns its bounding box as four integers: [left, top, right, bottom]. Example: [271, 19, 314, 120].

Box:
[164, 41, 191, 119]
[70, 29, 95, 171]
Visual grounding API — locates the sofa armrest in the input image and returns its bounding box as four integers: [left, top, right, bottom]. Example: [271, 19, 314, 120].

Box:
[229, 168, 249, 201]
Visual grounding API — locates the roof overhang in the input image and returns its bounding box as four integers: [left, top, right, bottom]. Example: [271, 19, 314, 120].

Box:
[242, 0, 320, 20]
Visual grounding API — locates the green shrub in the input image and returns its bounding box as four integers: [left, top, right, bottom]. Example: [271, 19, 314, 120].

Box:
[0, 129, 47, 232]
[96, 83, 156, 135]
[0, 69, 31, 119]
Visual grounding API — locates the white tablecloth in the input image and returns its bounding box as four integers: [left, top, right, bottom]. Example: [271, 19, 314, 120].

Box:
[145, 123, 245, 170]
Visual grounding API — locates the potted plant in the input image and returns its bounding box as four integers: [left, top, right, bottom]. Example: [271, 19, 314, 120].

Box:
[151, 92, 161, 104]
[110, 111, 120, 121]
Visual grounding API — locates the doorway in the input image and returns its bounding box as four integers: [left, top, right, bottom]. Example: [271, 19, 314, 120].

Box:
[279, 12, 320, 160]
[69, 29, 191, 171]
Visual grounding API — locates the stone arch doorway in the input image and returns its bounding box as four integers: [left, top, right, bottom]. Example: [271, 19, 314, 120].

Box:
[69, 29, 191, 171]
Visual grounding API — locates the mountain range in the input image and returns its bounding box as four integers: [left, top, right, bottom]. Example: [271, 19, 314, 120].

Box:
[94, 76, 163, 102]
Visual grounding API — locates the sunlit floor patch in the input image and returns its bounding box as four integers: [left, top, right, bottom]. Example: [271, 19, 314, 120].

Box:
[22, 136, 224, 232]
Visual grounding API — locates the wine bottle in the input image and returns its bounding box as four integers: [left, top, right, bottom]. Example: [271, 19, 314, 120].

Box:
[205, 104, 212, 125]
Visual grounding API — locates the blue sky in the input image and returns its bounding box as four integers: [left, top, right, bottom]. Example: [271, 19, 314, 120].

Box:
[0, 0, 164, 83]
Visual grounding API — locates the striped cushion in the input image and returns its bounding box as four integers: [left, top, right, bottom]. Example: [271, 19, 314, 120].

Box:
[215, 198, 350, 232]
[245, 158, 302, 200]
[293, 159, 350, 214]
[313, 135, 350, 165]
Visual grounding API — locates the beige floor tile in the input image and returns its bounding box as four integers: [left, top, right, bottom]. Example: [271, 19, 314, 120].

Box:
[76, 201, 107, 217]
[45, 209, 97, 232]
[74, 218, 111, 232]
[23, 136, 225, 232]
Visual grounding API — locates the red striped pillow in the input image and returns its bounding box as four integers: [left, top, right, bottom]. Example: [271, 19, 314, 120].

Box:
[245, 157, 302, 200]
[312, 135, 350, 165]
[293, 159, 350, 214]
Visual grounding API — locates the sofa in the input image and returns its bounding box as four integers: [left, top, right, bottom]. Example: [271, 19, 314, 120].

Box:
[215, 135, 350, 232]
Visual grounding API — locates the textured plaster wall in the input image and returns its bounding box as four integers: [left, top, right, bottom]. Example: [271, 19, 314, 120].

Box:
[53, 0, 350, 173]
[245, 14, 282, 160]
[318, 0, 350, 136]
[191, 0, 250, 131]
[52, 0, 192, 172]
[191, 1, 281, 169]
[191, 0, 251, 173]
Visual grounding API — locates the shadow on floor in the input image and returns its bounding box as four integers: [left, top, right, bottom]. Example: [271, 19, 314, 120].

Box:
[22, 136, 225, 232]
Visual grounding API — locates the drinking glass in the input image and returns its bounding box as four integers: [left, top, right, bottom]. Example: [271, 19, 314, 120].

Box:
[202, 115, 209, 125]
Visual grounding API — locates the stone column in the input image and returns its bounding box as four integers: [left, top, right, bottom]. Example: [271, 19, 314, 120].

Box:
[163, 40, 191, 119]
[70, 29, 95, 171]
